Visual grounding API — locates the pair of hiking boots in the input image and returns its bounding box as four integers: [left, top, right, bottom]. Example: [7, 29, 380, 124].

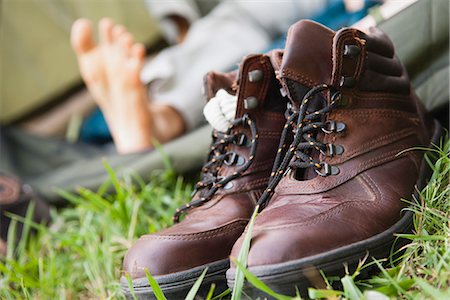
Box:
[121, 20, 442, 299]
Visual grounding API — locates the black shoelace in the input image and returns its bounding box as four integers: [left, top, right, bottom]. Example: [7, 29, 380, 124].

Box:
[173, 113, 258, 222]
[256, 84, 341, 210]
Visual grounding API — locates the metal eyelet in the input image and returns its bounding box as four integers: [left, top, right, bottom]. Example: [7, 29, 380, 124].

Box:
[315, 163, 340, 177]
[248, 69, 263, 82]
[234, 134, 248, 147]
[224, 152, 245, 166]
[241, 113, 250, 123]
[236, 155, 246, 166]
[331, 91, 349, 107]
[343, 44, 361, 58]
[321, 120, 346, 134]
[244, 97, 259, 109]
[284, 102, 294, 118]
[224, 152, 237, 166]
[224, 181, 234, 190]
[320, 144, 344, 157]
[331, 91, 341, 102]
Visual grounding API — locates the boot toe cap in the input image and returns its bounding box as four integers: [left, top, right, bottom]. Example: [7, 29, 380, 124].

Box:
[123, 235, 177, 279]
[123, 220, 248, 279]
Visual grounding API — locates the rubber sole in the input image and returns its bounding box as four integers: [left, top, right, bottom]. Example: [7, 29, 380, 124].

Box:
[226, 119, 443, 299]
[120, 259, 229, 299]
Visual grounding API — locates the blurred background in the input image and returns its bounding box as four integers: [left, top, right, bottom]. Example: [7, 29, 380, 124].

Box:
[2, 0, 161, 127]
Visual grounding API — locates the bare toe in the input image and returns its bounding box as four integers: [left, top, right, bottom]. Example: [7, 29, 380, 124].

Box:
[99, 18, 114, 44]
[119, 33, 134, 55]
[131, 43, 146, 62]
[112, 25, 127, 41]
[71, 19, 95, 54]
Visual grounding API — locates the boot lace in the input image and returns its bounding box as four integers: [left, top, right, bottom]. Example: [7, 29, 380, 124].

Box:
[173, 113, 258, 222]
[257, 84, 342, 210]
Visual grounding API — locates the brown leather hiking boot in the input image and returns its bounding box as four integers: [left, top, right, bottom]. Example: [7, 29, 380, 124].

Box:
[121, 51, 289, 299]
[227, 20, 443, 297]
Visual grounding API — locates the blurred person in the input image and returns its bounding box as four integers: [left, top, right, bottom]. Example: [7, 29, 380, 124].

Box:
[71, 1, 336, 153]
[144, 0, 220, 45]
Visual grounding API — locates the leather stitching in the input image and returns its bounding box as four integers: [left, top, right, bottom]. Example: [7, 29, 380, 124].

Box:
[329, 128, 417, 164]
[257, 131, 285, 138]
[239, 177, 269, 190]
[333, 31, 352, 83]
[277, 146, 413, 195]
[338, 109, 419, 119]
[258, 201, 376, 230]
[282, 68, 319, 87]
[142, 220, 248, 241]
[350, 90, 412, 101]
[360, 173, 381, 202]
[236, 55, 270, 118]
[332, 30, 366, 86]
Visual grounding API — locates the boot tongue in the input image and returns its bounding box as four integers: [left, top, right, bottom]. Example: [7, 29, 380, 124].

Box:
[280, 20, 335, 181]
[280, 20, 334, 100]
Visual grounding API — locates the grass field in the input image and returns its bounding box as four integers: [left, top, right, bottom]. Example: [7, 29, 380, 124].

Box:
[0, 139, 449, 299]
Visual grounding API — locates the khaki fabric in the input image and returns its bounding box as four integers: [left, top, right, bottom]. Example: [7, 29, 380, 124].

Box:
[0, 125, 211, 202]
[1, 0, 161, 123]
[378, 0, 449, 111]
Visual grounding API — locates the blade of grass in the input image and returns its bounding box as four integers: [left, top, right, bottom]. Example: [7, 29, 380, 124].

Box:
[124, 273, 138, 300]
[103, 159, 125, 199]
[363, 290, 390, 300]
[232, 258, 292, 300]
[341, 275, 362, 300]
[145, 269, 167, 300]
[414, 278, 450, 299]
[205, 283, 216, 300]
[6, 219, 17, 261]
[231, 205, 259, 300]
[16, 202, 35, 256]
[211, 288, 231, 300]
[185, 267, 208, 300]
[308, 288, 342, 299]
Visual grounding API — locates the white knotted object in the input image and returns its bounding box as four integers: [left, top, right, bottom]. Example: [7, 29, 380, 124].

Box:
[203, 89, 238, 132]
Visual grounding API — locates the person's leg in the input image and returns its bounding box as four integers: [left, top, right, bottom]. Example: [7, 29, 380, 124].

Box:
[71, 18, 185, 153]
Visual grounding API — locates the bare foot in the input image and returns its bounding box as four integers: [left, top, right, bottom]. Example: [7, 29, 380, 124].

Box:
[71, 18, 154, 153]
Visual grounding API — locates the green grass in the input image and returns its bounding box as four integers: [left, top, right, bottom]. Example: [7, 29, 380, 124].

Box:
[0, 165, 192, 299]
[0, 139, 449, 299]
